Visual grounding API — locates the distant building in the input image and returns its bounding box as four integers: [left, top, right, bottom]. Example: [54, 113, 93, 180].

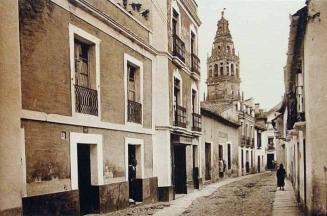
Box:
[201, 104, 240, 182]
[254, 104, 267, 173]
[202, 11, 256, 178]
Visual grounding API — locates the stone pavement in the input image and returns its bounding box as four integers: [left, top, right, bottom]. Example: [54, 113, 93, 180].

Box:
[154, 172, 268, 216]
[272, 179, 303, 216]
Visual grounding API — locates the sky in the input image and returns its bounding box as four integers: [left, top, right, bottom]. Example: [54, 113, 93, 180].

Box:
[197, 0, 305, 110]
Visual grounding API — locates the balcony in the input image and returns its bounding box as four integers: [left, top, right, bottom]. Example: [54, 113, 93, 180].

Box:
[174, 105, 186, 128]
[268, 144, 275, 151]
[241, 135, 246, 146]
[128, 100, 142, 124]
[246, 137, 251, 147]
[75, 85, 98, 116]
[191, 53, 200, 75]
[192, 113, 201, 132]
[173, 34, 186, 63]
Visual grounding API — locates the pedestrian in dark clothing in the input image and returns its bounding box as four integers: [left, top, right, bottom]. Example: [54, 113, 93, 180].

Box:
[277, 164, 286, 190]
[128, 159, 137, 203]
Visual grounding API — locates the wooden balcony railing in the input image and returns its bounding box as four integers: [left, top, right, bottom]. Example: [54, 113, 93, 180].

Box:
[192, 113, 201, 132]
[191, 53, 200, 75]
[174, 105, 186, 128]
[128, 100, 142, 124]
[173, 34, 186, 63]
[75, 85, 98, 116]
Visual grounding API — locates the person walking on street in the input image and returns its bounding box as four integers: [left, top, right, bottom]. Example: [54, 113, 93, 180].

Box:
[276, 163, 286, 190]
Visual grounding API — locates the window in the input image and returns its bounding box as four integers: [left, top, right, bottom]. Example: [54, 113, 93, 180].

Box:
[226, 65, 229, 75]
[231, 64, 234, 76]
[268, 137, 274, 145]
[209, 69, 213, 78]
[125, 54, 143, 125]
[70, 24, 100, 118]
[191, 32, 195, 55]
[172, 9, 179, 35]
[192, 89, 197, 113]
[173, 77, 186, 128]
[174, 78, 181, 107]
[257, 131, 262, 148]
[74, 40, 90, 88]
[220, 62, 223, 75]
[73, 38, 98, 116]
[128, 64, 137, 101]
[227, 46, 230, 54]
[214, 64, 218, 77]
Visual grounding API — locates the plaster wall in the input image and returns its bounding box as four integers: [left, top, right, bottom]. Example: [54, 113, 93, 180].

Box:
[304, 1, 327, 213]
[201, 115, 239, 181]
[19, 0, 153, 128]
[22, 120, 154, 197]
[0, 0, 23, 214]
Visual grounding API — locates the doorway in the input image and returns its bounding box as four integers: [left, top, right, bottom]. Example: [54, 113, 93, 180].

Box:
[192, 145, 199, 189]
[227, 144, 231, 170]
[205, 143, 211, 180]
[267, 153, 275, 169]
[257, 156, 261, 172]
[77, 144, 99, 215]
[173, 145, 187, 194]
[128, 145, 137, 201]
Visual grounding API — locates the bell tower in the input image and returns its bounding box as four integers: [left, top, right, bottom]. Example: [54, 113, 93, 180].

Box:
[206, 10, 241, 103]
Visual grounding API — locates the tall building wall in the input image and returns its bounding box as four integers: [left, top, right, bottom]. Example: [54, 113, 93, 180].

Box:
[0, 0, 23, 214]
[305, 1, 327, 214]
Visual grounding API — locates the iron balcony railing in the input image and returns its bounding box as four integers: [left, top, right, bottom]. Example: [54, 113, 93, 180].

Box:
[268, 144, 275, 150]
[246, 137, 251, 147]
[128, 100, 142, 124]
[191, 53, 200, 75]
[75, 85, 98, 116]
[241, 135, 246, 146]
[173, 34, 186, 63]
[174, 105, 186, 128]
[192, 113, 201, 132]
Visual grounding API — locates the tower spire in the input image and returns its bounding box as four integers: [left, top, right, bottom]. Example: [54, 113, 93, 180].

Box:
[206, 12, 241, 103]
[221, 8, 226, 18]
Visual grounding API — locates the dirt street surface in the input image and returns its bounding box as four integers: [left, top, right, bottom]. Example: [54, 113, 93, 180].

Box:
[182, 172, 276, 216]
[104, 172, 276, 216]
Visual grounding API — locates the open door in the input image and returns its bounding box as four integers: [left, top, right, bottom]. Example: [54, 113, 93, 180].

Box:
[205, 143, 211, 180]
[77, 144, 99, 215]
[173, 145, 187, 194]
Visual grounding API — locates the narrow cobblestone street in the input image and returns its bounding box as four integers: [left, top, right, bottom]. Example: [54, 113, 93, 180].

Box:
[102, 172, 302, 216]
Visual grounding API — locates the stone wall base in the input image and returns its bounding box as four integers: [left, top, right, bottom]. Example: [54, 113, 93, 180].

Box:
[0, 207, 22, 216]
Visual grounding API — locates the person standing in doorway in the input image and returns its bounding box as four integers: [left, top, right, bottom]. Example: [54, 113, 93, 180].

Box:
[277, 163, 286, 190]
[128, 159, 137, 203]
[219, 159, 224, 178]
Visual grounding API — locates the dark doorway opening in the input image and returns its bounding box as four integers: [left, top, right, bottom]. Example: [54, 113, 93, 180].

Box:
[218, 145, 223, 160]
[173, 145, 187, 194]
[192, 146, 199, 189]
[77, 144, 99, 215]
[267, 153, 275, 169]
[128, 144, 137, 201]
[257, 156, 261, 172]
[227, 144, 231, 170]
[205, 143, 211, 180]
